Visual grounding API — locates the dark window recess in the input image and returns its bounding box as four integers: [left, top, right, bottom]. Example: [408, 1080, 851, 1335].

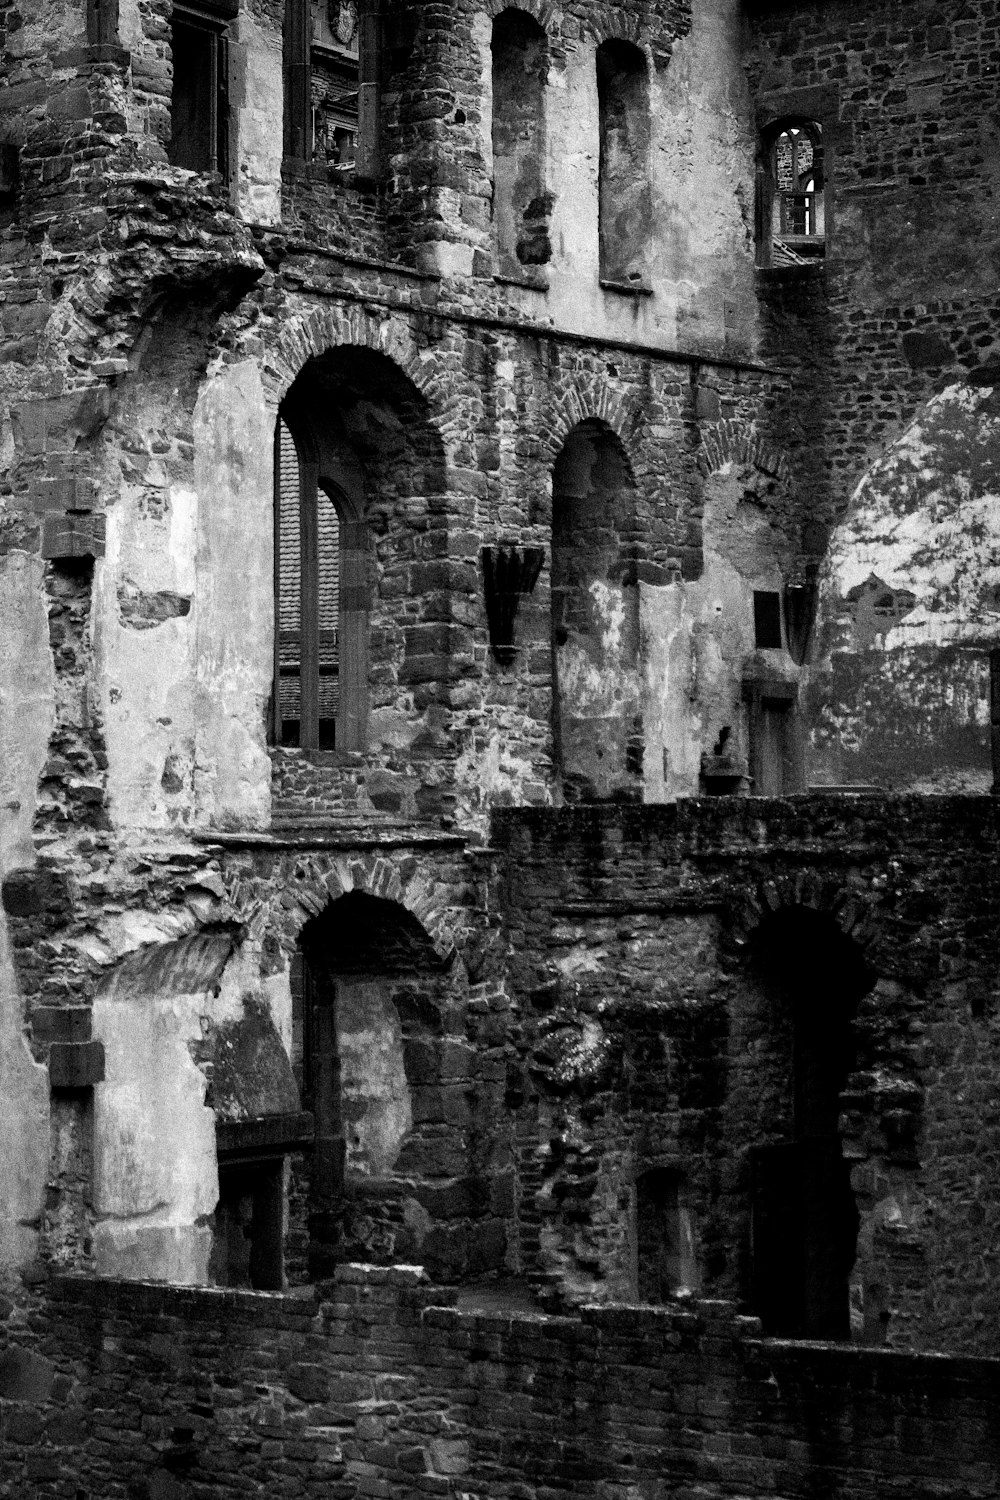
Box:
[596, 39, 652, 289]
[210, 1159, 284, 1290]
[753, 590, 783, 649]
[636, 1168, 691, 1302]
[168, 6, 230, 177]
[0, 144, 18, 202]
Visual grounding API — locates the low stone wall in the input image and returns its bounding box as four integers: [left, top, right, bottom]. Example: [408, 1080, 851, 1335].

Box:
[1, 1268, 998, 1499]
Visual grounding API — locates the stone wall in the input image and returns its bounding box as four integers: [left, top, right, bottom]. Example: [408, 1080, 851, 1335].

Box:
[490, 797, 1000, 1354]
[1, 1269, 998, 1499]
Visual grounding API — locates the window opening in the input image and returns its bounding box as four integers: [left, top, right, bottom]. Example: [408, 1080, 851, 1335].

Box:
[311, 0, 360, 169]
[760, 120, 825, 267]
[285, 0, 382, 176]
[748, 910, 871, 1339]
[636, 1168, 696, 1302]
[211, 1158, 284, 1289]
[596, 40, 652, 289]
[491, 8, 550, 278]
[753, 590, 783, 650]
[168, 3, 231, 178]
[273, 416, 341, 750]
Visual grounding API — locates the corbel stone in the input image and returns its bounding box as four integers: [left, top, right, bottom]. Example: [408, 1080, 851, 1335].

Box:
[481, 544, 544, 667]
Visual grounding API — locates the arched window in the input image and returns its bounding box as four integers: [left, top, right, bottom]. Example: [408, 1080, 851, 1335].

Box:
[759, 119, 825, 267]
[491, 8, 551, 279]
[596, 39, 652, 289]
[271, 413, 368, 751]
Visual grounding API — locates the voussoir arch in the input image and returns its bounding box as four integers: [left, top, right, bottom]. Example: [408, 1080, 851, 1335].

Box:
[266, 304, 451, 422]
[482, 0, 559, 31]
[543, 376, 644, 463]
[699, 419, 790, 482]
[230, 850, 459, 966]
[726, 873, 879, 957]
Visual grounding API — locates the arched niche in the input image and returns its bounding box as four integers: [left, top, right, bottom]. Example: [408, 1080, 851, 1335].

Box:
[596, 39, 652, 289]
[491, 7, 551, 280]
[551, 419, 641, 801]
[289, 891, 481, 1281]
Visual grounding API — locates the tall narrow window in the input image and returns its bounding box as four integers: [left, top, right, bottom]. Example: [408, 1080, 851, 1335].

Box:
[758, 120, 825, 267]
[491, 8, 551, 279]
[273, 417, 342, 749]
[596, 40, 651, 290]
[168, 2, 232, 177]
[285, 0, 382, 176]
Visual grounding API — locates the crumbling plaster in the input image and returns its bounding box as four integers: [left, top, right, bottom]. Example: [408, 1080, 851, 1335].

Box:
[807, 379, 1000, 791]
[0, 549, 54, 1275]
[473, 0, 759, 354]
[643, 457, 797, 800]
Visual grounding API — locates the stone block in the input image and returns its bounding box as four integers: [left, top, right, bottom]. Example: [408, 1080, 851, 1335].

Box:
[49, 1040, 105, 1089]
[0, 1347, 55, 1401]
[31, 1006, 92, 1044]
[41, 512, 106, 559]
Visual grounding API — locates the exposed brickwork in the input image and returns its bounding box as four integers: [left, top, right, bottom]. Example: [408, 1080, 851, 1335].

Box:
[0, 1271, 998, 1498]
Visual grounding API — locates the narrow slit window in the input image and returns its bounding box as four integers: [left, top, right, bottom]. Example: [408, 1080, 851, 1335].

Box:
[754, 590, 783, 649]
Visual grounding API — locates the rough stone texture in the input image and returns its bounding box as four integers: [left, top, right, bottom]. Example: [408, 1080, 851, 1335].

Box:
[0, 1272, 998, 1499]
[3, 0, 1000, 1491]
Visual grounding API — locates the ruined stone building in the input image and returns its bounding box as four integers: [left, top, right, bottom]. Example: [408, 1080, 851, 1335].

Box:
[3, 0, 1000, 1494]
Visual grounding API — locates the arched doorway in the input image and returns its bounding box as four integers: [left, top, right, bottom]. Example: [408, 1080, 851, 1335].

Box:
[291, 890, 453, 1278]
[747, 906, 872, 1338]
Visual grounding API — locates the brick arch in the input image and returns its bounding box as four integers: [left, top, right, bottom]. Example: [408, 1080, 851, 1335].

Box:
[583, 6, 645, 49]
[699, 419, 790, 482]
[481, 0, 560, 31]
[232, 852, 459, 965]
[726, 872, 879, 958]
[542, 374, 644, 464]
[265, 304, 452, 428]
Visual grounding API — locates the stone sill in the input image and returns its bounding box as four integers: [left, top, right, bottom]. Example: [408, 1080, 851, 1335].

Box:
[194, 825, 467, 851]
[494, 271, 548, 292]
[600, 279, 653, 297]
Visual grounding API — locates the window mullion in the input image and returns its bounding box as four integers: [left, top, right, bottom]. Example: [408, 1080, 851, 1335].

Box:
[299, 460, 321, 749]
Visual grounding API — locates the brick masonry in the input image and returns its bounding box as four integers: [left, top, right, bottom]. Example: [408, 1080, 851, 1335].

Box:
[1, 1269, 999, 1499]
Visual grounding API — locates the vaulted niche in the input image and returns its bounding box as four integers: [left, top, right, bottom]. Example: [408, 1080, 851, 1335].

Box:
[551, 420, 641, 801]
[748, 908, 872, 1340]
[596, 39, 652, 290]
[758, 119, 825, 268]
[292, 892, 445, 1278]
[491, 7, 551, 279]
[270, 346, 446, 752]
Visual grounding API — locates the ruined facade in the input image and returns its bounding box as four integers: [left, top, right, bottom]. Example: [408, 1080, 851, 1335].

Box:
[3, 0, 1000, 1494]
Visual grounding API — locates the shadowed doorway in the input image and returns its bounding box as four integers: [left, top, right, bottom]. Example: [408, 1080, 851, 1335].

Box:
[748, 907, 873, 1339]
